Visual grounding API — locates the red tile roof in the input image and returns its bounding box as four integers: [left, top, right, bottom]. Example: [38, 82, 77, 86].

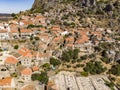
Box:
[32, 66, 39, 71]
[21, 68, 32, 75]
[18, 47, 32, 57]
[0, 77, 12, 86]
[5, 56, 18, 64]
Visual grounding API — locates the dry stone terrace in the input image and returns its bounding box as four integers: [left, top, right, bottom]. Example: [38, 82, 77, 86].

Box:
[48, 71, 118, 90]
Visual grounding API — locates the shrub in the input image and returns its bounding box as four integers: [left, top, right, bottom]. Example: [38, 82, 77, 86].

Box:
[80, 71, 89, 77]
[42, 63, 51, 70]
[80, 55, 87, 60]
[84, 61, 106, 74]
[61, 49, 79, 62]
[67, 65, 71, 68]
[109, 64, 120, 76]
[14, 45, 19, 49]
[101, 57, 110, 64]
[31, 72, 48, 84]
[50, 57, 61, 67]
[34, 37, 40, 40]
[76, 64, 81, 68]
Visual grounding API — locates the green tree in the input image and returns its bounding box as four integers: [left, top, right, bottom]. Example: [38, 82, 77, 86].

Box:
[80, 71, 89, 77]
[61, 49, 79, 62]
[31, 72, 48, 84]
[11, 13, 16, 17]
[84, 61, 106, 74]
[101, 57, 110, 64]
[80, 55, 87, 60]
[50, 57, 61, 67]
[104, 80, 115, 90]
[14, 45, 19, 49]
[34, 37, 40, 40]
[109, 64, 120, 76]
[42, 63, 51, 70]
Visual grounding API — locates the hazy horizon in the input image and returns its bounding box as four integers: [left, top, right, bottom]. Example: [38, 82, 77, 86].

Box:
[0, 0, 34, 14]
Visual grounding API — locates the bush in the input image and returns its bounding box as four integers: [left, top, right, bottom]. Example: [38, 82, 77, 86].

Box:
[42, 63, 51, 70]
[0, 48, 3, 52]
[101, 57, 110, 64]
[50, 57, 61, 67]
[109, 64, 120, 76]
[11, 13, 16, 17]
[80, 71, 88, 77]
[31, 72, 48, 84]
[34, 37, 40, 40]
[94, 46, 102, 52]
[50, 19, 55, 24]
[14, 45, 19, 49]
[76, 64, 81, 68]
[77, 58, 82, 62]
[27, 24, 43, 29]
[88, 54, 96, 58]
[11, 73, 17, 77]
[80, 55, 87, 60]
[84, 61, 106, 74]
[67, 65, 71, 68]
[61, 49, 79, 62]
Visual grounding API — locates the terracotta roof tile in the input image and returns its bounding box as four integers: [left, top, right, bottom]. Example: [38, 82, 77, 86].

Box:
[35, 15, 45, 19]
[21, 68, 32, 75]
[32, 66, 39, 71]
[18, 47, 31, 57]
[51, 26, 61, 31]
[0, 77, 12, 86]
[5, 56, 18, 64]
[20, 29, 33, 33]
[11, 30, 18, 33]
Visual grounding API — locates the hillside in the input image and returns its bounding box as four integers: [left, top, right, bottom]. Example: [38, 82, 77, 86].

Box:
[31, 0, 120, 29]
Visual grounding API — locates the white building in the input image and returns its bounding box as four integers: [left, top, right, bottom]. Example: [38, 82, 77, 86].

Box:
[0, 30, 9, 40]
[21, 68, 32, 81]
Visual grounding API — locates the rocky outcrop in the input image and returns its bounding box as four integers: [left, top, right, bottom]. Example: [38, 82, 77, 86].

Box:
[82, 0, 96, 6]
[32, 0, 97, 10]
[32, 0, 63, 9]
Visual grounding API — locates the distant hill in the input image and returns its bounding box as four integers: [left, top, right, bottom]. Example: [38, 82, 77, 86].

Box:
[0, 13, 12, 22]
[0, 13, 11, 17]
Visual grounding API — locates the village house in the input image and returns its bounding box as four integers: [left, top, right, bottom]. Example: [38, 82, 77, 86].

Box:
[37, 52, 52, 65]
[0, 23, 5, 30]
[32, 52, 40, 66]
[20, 29, 33, 39]
[51, 25, 63, 36]
[34, 15, 47, 26]
[65, 37, 74, 44]
[4, 56, 19, 73]
[0, 77, 16, 88]
[52, 36, 63, 45]
[10, 29, 19, 39]
[46, 43, 59, 53]
[0, 30, 9, 40]
[18, 47, 33, 67]
[38, 33, 53, 44]
[39, 42, 47, 52]
[65, 43, 75, 50]
[39, 27, 48, 33]
[9, 23, 19, 31]
[74, 29, 94, 55]
[21, 67, 32, 81]
[0, 51, 10, 65]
